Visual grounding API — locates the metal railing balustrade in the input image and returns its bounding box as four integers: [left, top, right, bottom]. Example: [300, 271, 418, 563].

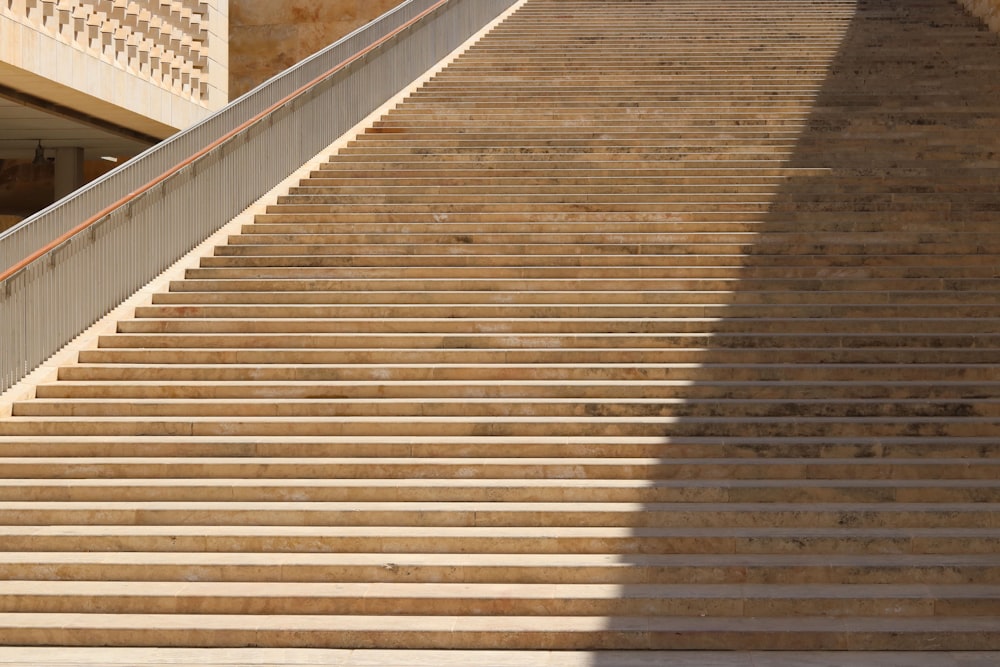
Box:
[0, 0, 518, 394]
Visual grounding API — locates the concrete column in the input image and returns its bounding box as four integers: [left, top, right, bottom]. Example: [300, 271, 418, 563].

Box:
[54, 147, 85, 200]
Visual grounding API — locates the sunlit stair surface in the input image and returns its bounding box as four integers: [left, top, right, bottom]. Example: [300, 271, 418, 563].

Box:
[1, 0, 1000, 651]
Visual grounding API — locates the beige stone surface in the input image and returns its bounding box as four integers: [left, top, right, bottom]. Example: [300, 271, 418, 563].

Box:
[228, 0, 405, 97]
[0, 648, 994, 667]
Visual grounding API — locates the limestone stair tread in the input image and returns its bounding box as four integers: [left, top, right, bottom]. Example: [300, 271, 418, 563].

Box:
[112, 316, 1000, 332]
[229, 224, 998, 236]
[35, 379, 1000, 399]
[228, 228, 993, 239]
[0, 523, 998, 557]
[9, 403, 1000, 424]
[1, 435, 994, 461]
[128, 301, 1000, 314]
[0, 501, 995, 530]
[140, 294, 1000, 307]
[189, 256, 1000, 270]
[0, 613, 996, 650]
[28, 392, 1000, 401]
[0, 581, 997, 617]
[4, 415, 1000, 441]
[179, 265, 1000, 278]
[0, 456, 995, 477]
[48, 363, 1000, 386]
[0, 551, 1000, 584]
[51, 313, 1000, 330]
[86, 332, 1000, 347]
[0, 479, 995, 504]
[242, 213, 996, 226]
[2, 523, 997, 540]
[2, 580, 997, 601]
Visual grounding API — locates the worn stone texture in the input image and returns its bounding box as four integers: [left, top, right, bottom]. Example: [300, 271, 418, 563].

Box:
[958, 0, 1000, 32]
[229, 0, 405, 98]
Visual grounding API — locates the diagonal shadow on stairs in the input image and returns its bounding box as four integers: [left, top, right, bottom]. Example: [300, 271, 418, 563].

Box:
[597, 0, 1000, 653]
[1, 0, 1000, 653]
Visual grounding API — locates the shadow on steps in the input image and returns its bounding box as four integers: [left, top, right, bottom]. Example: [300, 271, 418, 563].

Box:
[601, 0, 1000, 652]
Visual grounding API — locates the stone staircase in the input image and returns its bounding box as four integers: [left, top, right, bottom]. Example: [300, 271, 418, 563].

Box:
[1, 0, 999, 651]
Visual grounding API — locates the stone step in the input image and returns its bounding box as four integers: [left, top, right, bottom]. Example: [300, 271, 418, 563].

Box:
[314, 159, 809, 171]
[334, 145, 995, 159]
[261, 203, 782, 214]
[205, 251, 1000, 267]
[308, 165, 834, 176]
[281, 193, 1000, 209]
[15, 397, 1000, 419]
[71, 347, 1000, 366]
[0, 612, 995, 650]
[113, 316, 1000, 335]
[424, 77, 826, 84]
[285, 181, 1000, 195]
[236, 218, 1000, 236]
[181, 265, 1000, 280]
[1, 551, 998, 585]
[288, 175, 996, 193]
[176, 248, 1000, 267]
[224, 231, 1000, 246]
[1, 456, 994, 480]
[7, 649, 996, 667]
[352, 130, 810, 142]
[292, 176, 1000, 193]
[0, 525, 995, 554]
[2, 416, 1000, 438]
[288, 175, 997, 190]
[256, 200, 991, 218]
[0, 478, 996, 503]
[258, 202, 997, 216]
[0, 581, 996, 617]
[0, 436, 992, 460]
[160, 267, 996, 294]
[162, 278, 1000, 293]
[35, 379, 1000, 400]
[56, 362, 1000, 384]
[333, 146, 799, 158]
[1, 501, 993, 529]
[390, 100, 820, 109]
[144, 291, 1000, 307]
[129, 303, 1000, 320]
[310, 160, 996, 176]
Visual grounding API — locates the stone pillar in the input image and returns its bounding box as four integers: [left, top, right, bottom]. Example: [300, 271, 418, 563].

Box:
[54, 147, 85, 200]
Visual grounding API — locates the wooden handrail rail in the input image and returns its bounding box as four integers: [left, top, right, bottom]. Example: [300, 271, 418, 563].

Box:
[0, 0, 450, 284]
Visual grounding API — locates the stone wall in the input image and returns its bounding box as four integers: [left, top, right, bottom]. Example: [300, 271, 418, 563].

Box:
[958, 0, 1000, 32]
[229, 0, 404, 98]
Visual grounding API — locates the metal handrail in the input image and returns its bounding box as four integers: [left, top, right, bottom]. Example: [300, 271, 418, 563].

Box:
[0, 0, 518, 393]
[0, 0, 448, 285]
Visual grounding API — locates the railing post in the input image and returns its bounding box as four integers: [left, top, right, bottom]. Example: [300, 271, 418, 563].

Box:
[0, 0, 519, 394]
